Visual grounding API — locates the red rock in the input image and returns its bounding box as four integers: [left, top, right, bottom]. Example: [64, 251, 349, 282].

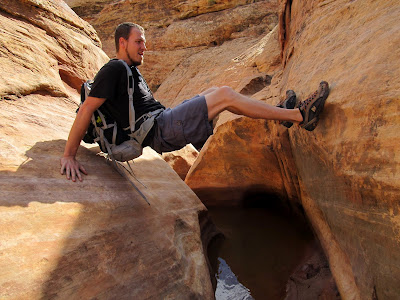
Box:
[278, 0, 400, 298]
[186, 117, 294, 207]
[162, 144, 199, 181]
[65, 0, 280, 91]
[6, 0, 399, 299]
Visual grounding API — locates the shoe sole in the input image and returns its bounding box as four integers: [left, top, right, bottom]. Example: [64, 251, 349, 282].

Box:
[278, 91, 297, 128]
[301, 82, 329, 131]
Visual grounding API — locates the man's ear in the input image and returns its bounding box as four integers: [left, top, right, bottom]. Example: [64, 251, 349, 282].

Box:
[119, 37, 127, 49]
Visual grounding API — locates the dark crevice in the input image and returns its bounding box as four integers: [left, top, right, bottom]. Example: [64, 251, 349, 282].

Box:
[201, 187, 340, 299]
[372, 285, 379, 300]
[239, 75, 272, 96]
[198, 209, 224, 293]
[59, 68, 84, 92]
[279, 0, 293, 63]
[1, 87, 70, 101]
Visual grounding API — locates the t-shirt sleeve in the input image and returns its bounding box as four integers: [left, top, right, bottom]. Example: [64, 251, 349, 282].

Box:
[88, 63, 122, 99]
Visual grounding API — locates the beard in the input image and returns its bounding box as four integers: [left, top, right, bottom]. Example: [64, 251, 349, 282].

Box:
[125, 47, 142, 66]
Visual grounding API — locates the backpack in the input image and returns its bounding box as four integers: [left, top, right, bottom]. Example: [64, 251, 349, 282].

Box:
[80, 60, 163, 161]
[79, 59, 163, 204]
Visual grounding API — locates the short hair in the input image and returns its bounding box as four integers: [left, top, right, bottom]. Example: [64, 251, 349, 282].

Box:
[114, 22, 145, 52]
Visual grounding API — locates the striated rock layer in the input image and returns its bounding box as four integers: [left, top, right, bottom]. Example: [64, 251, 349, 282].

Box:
[65, 0, 280, 91]
[0, 0, 215, 299]
[278, 1, 400, 299]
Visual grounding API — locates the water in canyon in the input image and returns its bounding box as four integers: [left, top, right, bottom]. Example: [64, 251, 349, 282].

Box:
[207, 204, 315, 300]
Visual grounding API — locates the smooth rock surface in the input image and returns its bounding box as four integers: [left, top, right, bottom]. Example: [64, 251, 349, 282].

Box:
[278, 0, 400, 299]
[186, 118, 292, 207]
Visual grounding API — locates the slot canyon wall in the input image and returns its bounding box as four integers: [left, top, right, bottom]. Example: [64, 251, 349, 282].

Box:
[185, 1, 400, 299]
[174, 1, 400, 299]
[276, 1, 400, 299]
[1, 0, 399, 299]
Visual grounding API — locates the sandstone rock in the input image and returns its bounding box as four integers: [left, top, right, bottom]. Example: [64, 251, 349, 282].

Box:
[144, 2, 279, 51]
[284, 241, 340, 300]
[0, 0, 106, 96]
[65, 0, 279, 93]
[278, 0, 400, 298]
[185, 117, 292, 207]
[145, 2, 279, 93]
[154, 24, 282, 124]
[155, 36, 268, 107]
[65, 0, 277, 45]
[162, 144, 199, 181]
[0, 145, 214, 299]
[0, 0, 215, 299]
[143, 47, 205, 91]
[0, 0, 108, 167]
[67, 0, 279, 55]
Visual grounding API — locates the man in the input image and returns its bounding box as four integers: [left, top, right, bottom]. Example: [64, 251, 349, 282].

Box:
[61, 22, 329, 182]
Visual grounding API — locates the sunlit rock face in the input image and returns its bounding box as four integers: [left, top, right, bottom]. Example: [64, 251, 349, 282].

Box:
[65, 0, 280, 92]
[0, 0, 107, 169]
[0, 1, 215, 299]
[277, 1, 400, 299]
[185, 118, 298, 208]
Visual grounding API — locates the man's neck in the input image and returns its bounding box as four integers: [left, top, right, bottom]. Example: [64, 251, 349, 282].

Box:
[116, 53, 131, 65]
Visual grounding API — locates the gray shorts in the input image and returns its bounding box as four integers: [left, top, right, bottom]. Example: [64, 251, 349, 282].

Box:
[147, 95, 213, 153]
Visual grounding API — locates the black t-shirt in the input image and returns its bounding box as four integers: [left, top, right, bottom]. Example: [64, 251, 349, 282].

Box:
[89, 59, 165, 130]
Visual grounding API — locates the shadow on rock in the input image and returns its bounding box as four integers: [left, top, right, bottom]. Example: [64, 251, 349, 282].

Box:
[1, 139, 216, 299]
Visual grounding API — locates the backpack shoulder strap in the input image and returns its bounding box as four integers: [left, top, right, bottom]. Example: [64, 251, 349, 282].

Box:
[118, 59, 135, 134]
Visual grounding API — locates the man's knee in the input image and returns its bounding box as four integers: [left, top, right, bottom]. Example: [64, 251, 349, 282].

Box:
[216, 86, 235, 101]
[204, 86, 235, 107]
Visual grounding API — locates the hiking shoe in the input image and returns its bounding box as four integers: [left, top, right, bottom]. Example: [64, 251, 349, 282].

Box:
[276, 90, 297, 128]
[299, 81, 330, 131]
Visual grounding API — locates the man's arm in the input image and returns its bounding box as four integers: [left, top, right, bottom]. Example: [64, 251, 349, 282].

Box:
[60, 96, 106, 182]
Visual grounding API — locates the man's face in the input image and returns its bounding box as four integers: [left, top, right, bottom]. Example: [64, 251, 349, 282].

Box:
[123, 28, 147, 66]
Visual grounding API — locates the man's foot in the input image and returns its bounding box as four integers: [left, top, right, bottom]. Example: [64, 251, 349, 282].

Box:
[277, 90, 297, 128]
[299, 81, 330, 131]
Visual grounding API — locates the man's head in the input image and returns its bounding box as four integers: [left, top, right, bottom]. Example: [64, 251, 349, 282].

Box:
[115, 22, 146, 66]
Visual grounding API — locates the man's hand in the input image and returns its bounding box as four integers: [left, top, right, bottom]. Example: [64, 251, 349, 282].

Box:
[60, 156, 88, 182]
[60, 97, 105, 182]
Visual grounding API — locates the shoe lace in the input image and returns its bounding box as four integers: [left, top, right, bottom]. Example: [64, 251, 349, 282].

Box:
[300, 91, 318, 109]
[300, 82, 328, 109]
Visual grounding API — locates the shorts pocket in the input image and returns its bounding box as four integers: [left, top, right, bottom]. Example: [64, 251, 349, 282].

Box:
[171, 119, 187, 147]
[158, 109, 187, 152]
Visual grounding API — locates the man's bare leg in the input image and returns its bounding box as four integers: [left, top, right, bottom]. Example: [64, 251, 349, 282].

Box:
[204, 86, 303, 123]
[199, 87, 219, 96]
